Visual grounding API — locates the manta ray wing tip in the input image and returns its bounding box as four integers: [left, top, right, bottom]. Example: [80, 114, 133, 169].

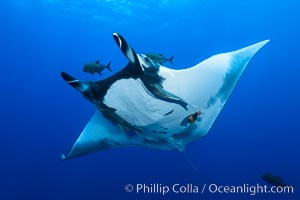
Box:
[261, 39, 270, 45]
[255, 39, 270, 49]
[61, 154, 66, 160]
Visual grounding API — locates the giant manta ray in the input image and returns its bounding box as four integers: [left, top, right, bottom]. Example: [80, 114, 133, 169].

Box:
[61, 33, 269, 159]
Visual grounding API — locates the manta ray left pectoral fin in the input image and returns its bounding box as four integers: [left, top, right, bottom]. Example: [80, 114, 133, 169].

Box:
[62, 111, 133, 159]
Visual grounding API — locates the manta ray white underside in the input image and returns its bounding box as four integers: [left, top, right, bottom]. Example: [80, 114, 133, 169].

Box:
[61, 33, 269, 159]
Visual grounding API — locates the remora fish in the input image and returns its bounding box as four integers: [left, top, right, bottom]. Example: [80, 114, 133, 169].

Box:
[146, 53, 174, 65]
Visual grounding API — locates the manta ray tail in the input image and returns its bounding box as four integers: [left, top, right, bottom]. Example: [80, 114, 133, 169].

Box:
[183, 151, 199, 173]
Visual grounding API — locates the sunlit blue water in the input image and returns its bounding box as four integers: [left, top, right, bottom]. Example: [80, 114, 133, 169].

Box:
[0, 0, 299, 199]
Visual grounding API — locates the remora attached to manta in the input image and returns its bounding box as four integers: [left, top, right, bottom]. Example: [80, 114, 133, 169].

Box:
[61, 33, 269, 159]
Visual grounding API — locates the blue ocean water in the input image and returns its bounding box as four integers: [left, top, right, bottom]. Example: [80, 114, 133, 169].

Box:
[0, 0, 299, 199]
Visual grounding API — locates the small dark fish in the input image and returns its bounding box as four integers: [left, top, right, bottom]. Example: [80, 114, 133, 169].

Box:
[188, 111, 201, 123]
[83, 60, 112, 75]
[180, 111, 202, 126]
[145, 53, 174, 65]
[261, 173, 288, 187]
